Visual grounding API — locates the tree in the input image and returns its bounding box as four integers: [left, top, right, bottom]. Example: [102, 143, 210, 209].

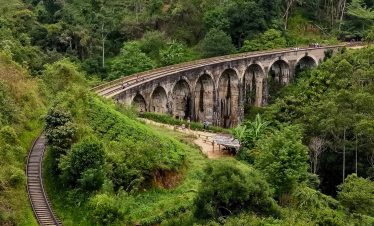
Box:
[194, 161, 279, 219]
[89, 194, 123, 225]
[109, 42, 155, 80]
[235, 114, 270, 149]
[241, 29, 287, 52]
[201, 28, 235, 57]
[337, 174, 374, 216]
[255, 125, 309, 198]
[45, 106, 76, 155]
[42, 59, 86, 93]
[159, 41, 188, 66]
[308, 136, 327, 174]
[59, 137, 106, 191]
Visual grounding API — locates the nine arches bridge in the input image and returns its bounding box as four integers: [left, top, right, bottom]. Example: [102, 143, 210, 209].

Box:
[94, 45, 346, 128]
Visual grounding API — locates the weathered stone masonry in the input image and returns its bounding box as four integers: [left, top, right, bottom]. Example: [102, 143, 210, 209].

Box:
[104, 46, 342, 128]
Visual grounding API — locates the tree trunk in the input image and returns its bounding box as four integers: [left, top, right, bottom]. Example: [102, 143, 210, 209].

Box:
[343, 128, 346, 182]
[355, 134, 358, 175]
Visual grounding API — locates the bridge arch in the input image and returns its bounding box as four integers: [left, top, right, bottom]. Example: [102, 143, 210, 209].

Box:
[150, 86, 168, 114]
[218, 68, 240, 128]
[194, 73, 215, 124]
[268, 58, 290, 101]
[171, 78, 192, 120]
[132, 93, 147, 112]
[243, 63, 266, 107]
[295, 55, 318, 77]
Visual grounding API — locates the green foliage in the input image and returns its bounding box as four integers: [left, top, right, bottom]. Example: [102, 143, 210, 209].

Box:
[140, 112, 227, 133]
[139, 31, 168, 60]
[42, 58, 85, 94]
[45, 106, 76, 155]
[254, 125, 309, 198]
[59, 137, 106, 191]
[159, 41, 189, 66]
[89, 194, 123, 225]
[337, 174, 374, 216]
[109, 42, 155, 80]
[201, 28, 236, 57]
[194, 161, 280, 219]
[241, 29, 287, 52]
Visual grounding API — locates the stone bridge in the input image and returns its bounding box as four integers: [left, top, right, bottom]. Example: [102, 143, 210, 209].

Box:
[94, 45, 346, 128]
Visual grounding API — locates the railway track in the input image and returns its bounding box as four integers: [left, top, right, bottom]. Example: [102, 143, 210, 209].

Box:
[27, 134, 62, 226]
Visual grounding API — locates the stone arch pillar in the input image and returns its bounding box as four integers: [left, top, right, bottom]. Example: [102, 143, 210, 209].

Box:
[194, 74, 215, 124]
[150, 86, 168, 114]
[217, 69, 240, 128]
[171, 79, 192, 120]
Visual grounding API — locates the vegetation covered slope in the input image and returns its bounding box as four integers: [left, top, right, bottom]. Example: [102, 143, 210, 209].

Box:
[1, 0, 374, 80]
[0, 53, 46, 225]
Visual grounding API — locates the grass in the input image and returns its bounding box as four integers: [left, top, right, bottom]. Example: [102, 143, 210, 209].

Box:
[140, 112, 230, 134]
[0, 52, 46, 226]
[43, 117, 212, 225]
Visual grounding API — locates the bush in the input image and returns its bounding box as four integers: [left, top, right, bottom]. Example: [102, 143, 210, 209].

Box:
[140, 112, 227, 133]
[109, 42, 155, 80]
[194, 161, 279, 219]
[159, 41, 189, 66]
[42, 58, 85, 93]
[254, 125, 309, 198]
[45, 106, 76, 155]
[241, 29, 286, 52]
[201, 28, 235, 57]
[89, 194, 123, 225]
[59, 137, 106, 191]
[337, 174, 374, 216]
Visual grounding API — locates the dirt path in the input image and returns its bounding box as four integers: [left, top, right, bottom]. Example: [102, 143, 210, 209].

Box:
[140, 119, 232, 159]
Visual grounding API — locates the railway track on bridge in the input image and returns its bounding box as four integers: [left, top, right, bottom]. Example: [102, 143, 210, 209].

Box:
[27, 134, 62, 226]
[93, 44, 349, 98]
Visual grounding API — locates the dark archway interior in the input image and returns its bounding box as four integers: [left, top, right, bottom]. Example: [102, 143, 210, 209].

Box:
[195, 74, 214, 123]
[218, 69, 239, 128]
[268, 60, 290, 101]
[243, 64, 264, 106]
[172, 80, 191, 120]
[151, 86, 168, 114]
[132, 93, 147, 112]
[295, 56, 317, 78]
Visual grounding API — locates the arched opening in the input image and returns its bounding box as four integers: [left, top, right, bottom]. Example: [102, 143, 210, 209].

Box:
[172, 79, 192, 120]
[295, 56, 317, 79]
[243, 64, 265, 107]
[218, 69, 239, 128]
[268, 60, 290, 101]
[132, 93, 147, 113]
[150, 86, 168, 114]
[195, 74, 214, 124]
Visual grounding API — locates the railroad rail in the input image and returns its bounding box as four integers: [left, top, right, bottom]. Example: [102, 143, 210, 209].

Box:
[93, 44, 350, 98]
[27, 134, 62, 226]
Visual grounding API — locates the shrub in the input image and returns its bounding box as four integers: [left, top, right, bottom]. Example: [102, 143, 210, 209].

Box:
[254, 125, 309, 198]
[89, 194, 123, 225]
[0, 126, 18, 145]
[42, 58, 85, 93]
[241, 29, 286, 52]
[45, 106, 76, 155]
[337, 174, 374, 216]
[109, 42, 155, 80]
[201, 28, 235, 57]
[194, 161, 279, 219]
[59, 137, 106, 191]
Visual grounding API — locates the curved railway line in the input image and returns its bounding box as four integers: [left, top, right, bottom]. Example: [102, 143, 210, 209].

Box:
[27, 134, 62, 226]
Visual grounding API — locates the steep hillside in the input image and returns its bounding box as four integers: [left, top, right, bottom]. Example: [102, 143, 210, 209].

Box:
[0, 53, 46, 225]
